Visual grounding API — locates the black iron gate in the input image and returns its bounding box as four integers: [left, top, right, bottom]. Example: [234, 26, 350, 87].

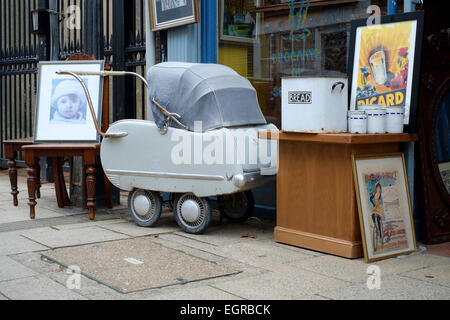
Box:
[0, 0, 39, 162]
[0, 0, 148, 162]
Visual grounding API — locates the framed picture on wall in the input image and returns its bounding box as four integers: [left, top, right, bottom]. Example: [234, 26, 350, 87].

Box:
[352, 153, 417, 263]
[348, 12, 424, 132]
[148, 0, 200, 31]
[220, 0, 261, 43]
[34, 61, 104, 143]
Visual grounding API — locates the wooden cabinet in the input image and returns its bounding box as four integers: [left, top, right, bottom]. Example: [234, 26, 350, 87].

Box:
[260, 131, 418, 258]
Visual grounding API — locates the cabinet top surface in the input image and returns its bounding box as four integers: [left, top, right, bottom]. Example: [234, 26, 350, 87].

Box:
[258, 130, 418, 144]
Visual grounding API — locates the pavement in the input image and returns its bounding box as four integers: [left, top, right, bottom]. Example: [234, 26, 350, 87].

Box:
[0, 167, 449, 300]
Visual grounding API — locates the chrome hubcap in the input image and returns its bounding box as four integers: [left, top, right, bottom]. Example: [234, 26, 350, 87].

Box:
[134, 194, 152, 217]
[180, 199, 201, 223]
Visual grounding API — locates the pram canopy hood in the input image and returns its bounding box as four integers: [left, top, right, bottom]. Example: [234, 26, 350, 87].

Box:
[147, 62, 267, 132]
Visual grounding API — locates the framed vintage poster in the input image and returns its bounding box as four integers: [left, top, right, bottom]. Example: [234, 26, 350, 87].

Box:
[352, 153, 417, 263]
[220, 0, 261, 43]
[34, 61, 104, 143]
[148, 0, 200, 31]
[348, 12, 424, 132]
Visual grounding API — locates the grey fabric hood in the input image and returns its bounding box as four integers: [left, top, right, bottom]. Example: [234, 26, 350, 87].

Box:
[147, 62, 267, 132]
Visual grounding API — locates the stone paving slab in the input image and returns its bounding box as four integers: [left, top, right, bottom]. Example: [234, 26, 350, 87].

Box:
[269, 240, 326, 257]
[0, 231, 49, 255]
[319, 275, 450, 300]
[399, 264, 450, 288]
[43, 237, 240, 293]
[212, 267, 351, 300]
[286, 252, 450, 283]
[0, 215, 86, 233]
[175, 219, 275, 246]
[156, 233, 222, 255]
[41, 255, 255, 301]
[150, 285, 242, 300]
[0, 193, 12, 201]
[100, 218, 179, 237]
[0, 205, 65, 224]
[0, 256, 39, 282]
[0, 275, 87, 300]
[217, 240, 316, 270]
[44, 269, 124, 300]
[52, 218, 125, 231]
[9, 252, 64, 274]
[20, 226, 130, 249]
[149, 235, 229, 263]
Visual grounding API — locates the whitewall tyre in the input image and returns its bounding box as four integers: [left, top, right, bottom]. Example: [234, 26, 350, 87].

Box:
[173, 193, 211, 234]
[128, 189, 162, 227]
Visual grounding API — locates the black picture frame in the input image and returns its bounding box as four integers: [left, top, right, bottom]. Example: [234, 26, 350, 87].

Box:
[347, 11, 424, 133]
[34, 61, 104, 143]
[148, 0, 200, 32]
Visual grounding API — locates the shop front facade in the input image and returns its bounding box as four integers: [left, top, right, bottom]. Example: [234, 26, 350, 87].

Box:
[157, 0, 450, 244]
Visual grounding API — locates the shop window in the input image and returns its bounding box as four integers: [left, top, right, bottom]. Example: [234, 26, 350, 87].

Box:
[218, 0, 371, 128]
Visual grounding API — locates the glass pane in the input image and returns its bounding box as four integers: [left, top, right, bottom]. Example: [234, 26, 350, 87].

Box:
[218, 0, 369, 128]
[436, 91, 450, 194]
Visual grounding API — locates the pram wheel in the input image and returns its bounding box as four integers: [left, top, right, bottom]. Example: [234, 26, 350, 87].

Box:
[173, 193, 211, 234]
[218, 191, 254, 223]
[128, 189, 162, 227]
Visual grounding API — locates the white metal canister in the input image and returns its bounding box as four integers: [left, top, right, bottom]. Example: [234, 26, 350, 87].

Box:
[357, 104, 384, 112]
[385, 106, 405, 133]
[348, 110, 367, 134]
[281, 76, 348, 133]
[366, 107, 386, 134]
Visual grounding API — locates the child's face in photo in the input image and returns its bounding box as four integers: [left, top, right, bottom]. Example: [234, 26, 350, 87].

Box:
[56, 94, 82, 119]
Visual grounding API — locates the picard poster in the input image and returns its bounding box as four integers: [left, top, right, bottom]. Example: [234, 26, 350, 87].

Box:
[350, 20, 418, 124]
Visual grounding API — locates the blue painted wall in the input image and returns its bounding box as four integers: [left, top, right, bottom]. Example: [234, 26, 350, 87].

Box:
[167, 20, 201, 62]
[167, 0, 217, 63]
[201, 0, 217, 63]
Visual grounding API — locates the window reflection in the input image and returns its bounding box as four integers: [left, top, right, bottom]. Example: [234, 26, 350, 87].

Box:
[218, 0, 368, 128]
[436, 91, 450, 194]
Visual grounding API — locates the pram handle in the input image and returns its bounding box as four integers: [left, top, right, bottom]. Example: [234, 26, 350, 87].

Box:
[56, 70, 188, 134]
[70, 71, 149, 88]
[56, 70, 127, 139]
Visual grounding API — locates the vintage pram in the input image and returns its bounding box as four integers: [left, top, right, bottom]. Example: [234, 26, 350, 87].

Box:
[58, 62, 278, 234]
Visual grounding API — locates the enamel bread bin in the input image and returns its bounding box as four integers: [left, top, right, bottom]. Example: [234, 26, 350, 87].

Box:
[281, 76, 348, 133]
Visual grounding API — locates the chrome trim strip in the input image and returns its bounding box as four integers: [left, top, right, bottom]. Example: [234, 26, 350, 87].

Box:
[240, 171, 277, 188]
[105, 169, 224, 181]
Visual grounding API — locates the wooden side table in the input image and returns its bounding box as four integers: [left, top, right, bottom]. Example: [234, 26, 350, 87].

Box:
[3, 138, 40, 206]
[259, 131, 418, 259]
[23, 143, 105, 220]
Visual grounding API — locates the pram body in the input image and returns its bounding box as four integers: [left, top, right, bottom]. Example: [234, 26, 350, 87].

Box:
[62, 62, 278, 234]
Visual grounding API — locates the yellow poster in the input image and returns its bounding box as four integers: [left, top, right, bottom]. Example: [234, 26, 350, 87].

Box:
[350, 20, 418, 124]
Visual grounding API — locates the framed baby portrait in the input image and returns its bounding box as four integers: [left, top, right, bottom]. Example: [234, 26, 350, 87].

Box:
[352, 153, 417, 263]
[34, 61, 104, 142]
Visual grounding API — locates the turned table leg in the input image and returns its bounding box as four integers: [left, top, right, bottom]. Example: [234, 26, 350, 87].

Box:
[26, 163, 37, 220]
[7, 157, 19, 207]
[53, 157, 70, 208]
[86, 164, 96, 220]
[5, 145, 19, 206]
[35, 157, 41, 199]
